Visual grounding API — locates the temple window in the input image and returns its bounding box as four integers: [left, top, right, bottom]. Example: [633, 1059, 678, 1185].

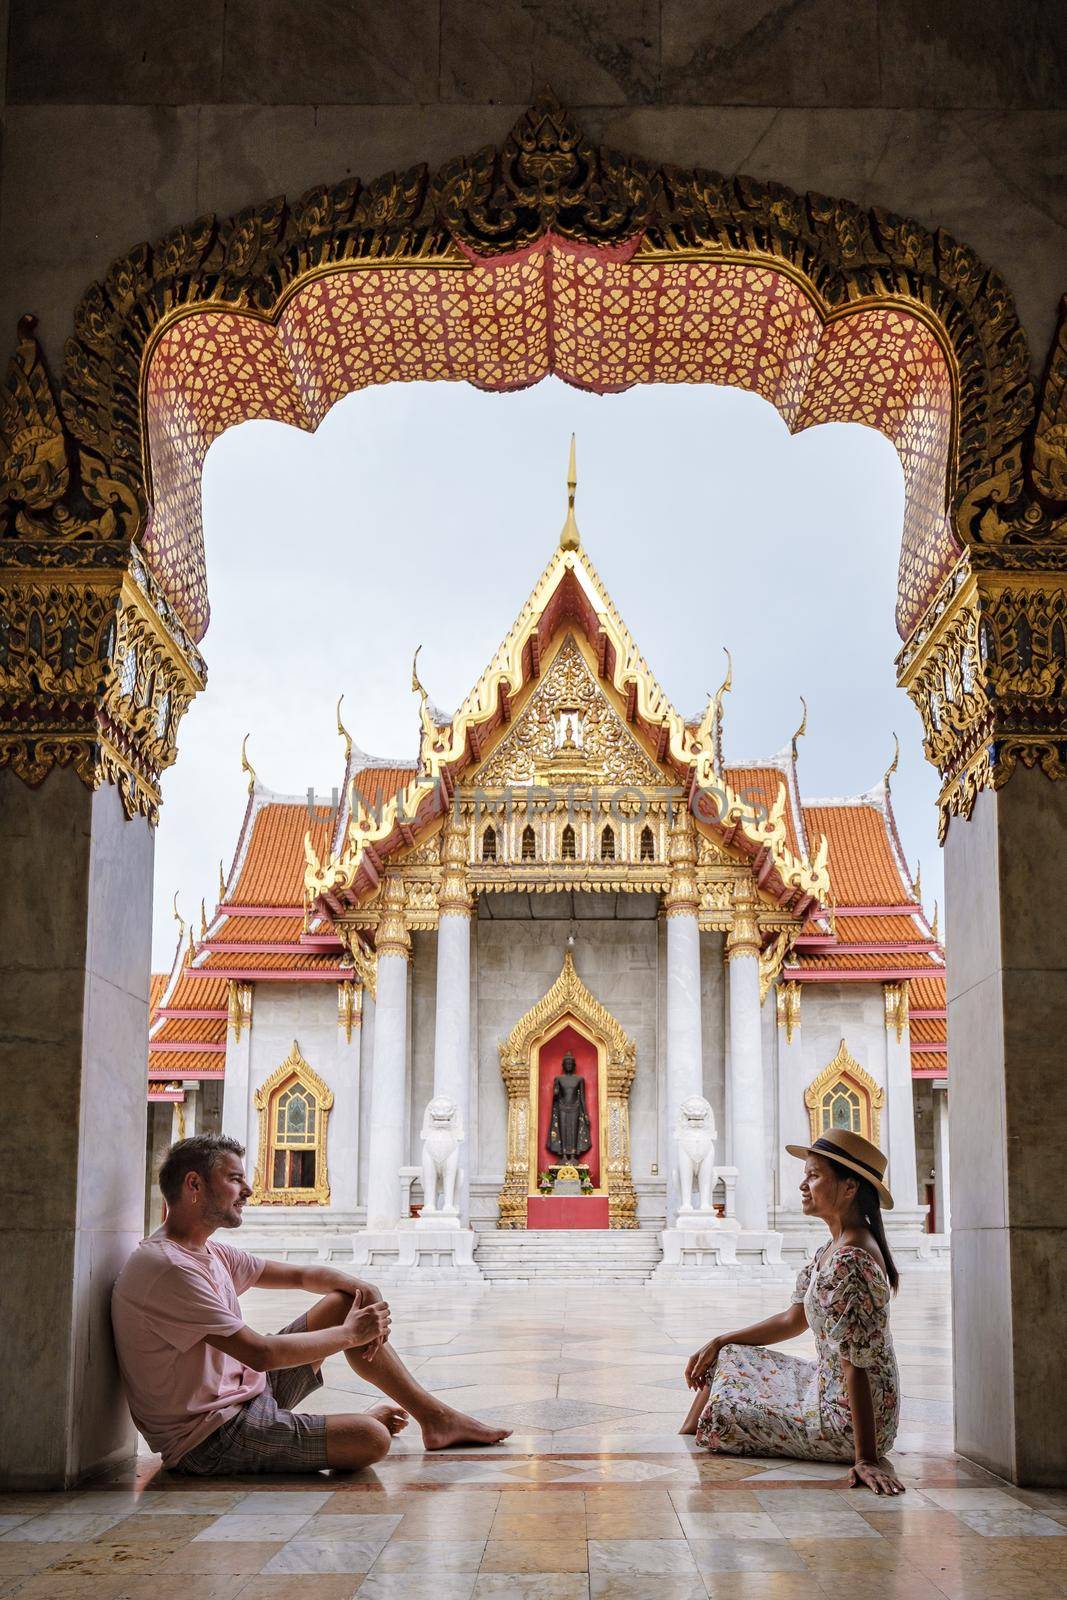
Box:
[804, 1041, 884, 1148]
[600, 824, 616, 861]
[272, 1083, 319, 1190]
[561, 823, 576, 860]
[521, 824, 536, 861]
[482, 825, 497, 861]
[251, 1042, 333, 1205]
[639, 824, 655, 861]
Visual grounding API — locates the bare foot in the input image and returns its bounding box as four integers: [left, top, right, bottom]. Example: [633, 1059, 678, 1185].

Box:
[679, 1383, 709, 1437]
[421, 1405, 511, 1450]
[367, 1402, 409, 1437]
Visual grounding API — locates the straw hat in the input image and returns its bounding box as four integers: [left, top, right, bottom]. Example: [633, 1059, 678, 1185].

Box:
[785, 1128, 894, 1210]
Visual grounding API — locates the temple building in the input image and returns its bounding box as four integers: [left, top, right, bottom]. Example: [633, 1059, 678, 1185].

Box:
[147, 462, 948, 1279]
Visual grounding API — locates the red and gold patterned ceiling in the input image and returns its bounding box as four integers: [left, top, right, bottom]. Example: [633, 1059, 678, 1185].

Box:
[144, 242, 956, 642]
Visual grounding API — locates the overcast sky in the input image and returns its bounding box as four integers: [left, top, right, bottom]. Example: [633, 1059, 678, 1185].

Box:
[151, 377, 942, 965]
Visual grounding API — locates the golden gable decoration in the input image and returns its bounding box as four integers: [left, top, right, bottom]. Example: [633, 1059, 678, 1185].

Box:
[473, 634, 664, 789]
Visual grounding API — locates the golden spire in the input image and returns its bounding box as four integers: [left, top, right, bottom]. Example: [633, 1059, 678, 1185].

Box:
[913, 859, 922, 903]
[199, 898, 208, 939]
[240, 733, 257, 796]
[931, 899, 939, 942]
[559, 433, 580, 551]
[884, 732, 900, 790]
[185, 924, 195, 967]
[218, 860, 226, 901]
[790, 696, 808, 763]
[171, 891, 185, 941]
[336, 695, 353, 764]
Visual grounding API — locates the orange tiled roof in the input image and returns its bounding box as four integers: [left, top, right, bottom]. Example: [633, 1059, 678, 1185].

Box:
[230, 803, 334, 906]
[911, 1016, 947, 1044]
[910, 976, 947, 1013]
[152, 1015, 227, 1046]
[148, 1050, 226, 1078]
[196, 949, 341, 972]
[822, 914, 933, 945]
[354, 766, 417, 812]
[804, 802, 912, 906]
[149, 972, 168, 1012]
[913, 1050, 947, 1075]
[726, 766, 802, 857]
[792, 950, 942, 973]
[205, 914, 306, 944]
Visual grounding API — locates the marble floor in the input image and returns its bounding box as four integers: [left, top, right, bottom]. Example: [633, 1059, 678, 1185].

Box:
[3, 1273, 1067, 1598]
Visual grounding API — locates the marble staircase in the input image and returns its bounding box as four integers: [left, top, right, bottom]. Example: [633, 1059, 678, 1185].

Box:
[474, 1229, 663, 1285]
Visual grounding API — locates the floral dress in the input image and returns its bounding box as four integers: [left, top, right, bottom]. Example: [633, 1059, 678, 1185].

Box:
[695, 1244, 899, 1462]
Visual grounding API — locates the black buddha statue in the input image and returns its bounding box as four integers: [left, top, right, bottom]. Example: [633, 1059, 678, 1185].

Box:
[548, 1051, 592, 1163]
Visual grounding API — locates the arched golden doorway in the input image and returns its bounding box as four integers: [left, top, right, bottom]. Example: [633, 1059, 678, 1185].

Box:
[497, 952, 638, 1230]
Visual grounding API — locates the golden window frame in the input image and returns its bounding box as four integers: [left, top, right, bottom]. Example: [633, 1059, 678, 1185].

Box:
[804, 1039, 885, 1147]
[250, 1040, 333, 1206]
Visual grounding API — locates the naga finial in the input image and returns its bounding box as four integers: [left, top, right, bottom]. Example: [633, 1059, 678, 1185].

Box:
[240, 733, 257, 796]
[884, 731, 900, 790]
[791, 696, 808, 763]
[336, 694, 353, 763]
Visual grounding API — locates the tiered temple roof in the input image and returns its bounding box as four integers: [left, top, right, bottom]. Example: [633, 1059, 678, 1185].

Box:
[149, 462, 945, 1108]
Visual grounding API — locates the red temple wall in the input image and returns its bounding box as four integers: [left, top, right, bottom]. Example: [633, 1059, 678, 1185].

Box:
[536, 1022, 600, 1187]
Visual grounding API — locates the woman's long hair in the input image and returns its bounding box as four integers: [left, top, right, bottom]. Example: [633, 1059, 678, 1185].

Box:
[827, 1157, 900, 1293]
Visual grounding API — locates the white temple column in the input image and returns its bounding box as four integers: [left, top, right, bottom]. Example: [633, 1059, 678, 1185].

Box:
[934, 1082, 951, 1234]
[432, 821, 474, 1222]
[727, 879, 769, 1231]
[775, 980, 807, 1212]
[664, 809, 703, 1221]
[884, 982, 919, 1209]
[364, 877, 410, 1229]
[221, 981, 252, 1151]
[331, 981, 363, 1214]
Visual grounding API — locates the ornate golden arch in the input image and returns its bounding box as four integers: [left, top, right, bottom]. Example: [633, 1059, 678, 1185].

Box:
[497, 951, 638, 1229]
[250, 1040, 334, 1206]
[805, 1039, 886, 1148]
[2, 94, 1065, 837]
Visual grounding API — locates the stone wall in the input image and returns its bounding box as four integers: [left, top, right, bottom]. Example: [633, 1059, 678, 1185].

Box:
[1, 3, 1064, 376]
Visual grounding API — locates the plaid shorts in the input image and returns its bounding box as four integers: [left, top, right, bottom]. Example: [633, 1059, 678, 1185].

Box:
[176, 1313, 329, 1475]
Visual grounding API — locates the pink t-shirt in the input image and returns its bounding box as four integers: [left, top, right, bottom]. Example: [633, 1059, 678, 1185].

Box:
[111, 1230, 267, 1465]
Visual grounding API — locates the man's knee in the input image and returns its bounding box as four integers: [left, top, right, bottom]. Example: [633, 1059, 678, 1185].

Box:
[325, 1414, 392, 1471]
[358, 1281, 382, 1306]
[364, 1417, 391, 1464]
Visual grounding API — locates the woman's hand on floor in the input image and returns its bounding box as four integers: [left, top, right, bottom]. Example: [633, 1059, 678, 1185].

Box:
[685, 1337, 722, 1390]
[849, 1459, 905, 1495]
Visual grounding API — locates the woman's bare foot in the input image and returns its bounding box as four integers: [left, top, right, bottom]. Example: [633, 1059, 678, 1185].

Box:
[421, 1404, 512, 1450]
[679, 1383, 710, 1437]
[367, 1401, 409, 1436]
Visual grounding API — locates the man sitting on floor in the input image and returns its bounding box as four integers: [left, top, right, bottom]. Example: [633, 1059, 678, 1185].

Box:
[112, 1134, 510, 1475]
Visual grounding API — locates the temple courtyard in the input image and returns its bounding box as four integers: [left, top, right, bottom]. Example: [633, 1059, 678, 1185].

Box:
[3, 1272, 1067, 1598]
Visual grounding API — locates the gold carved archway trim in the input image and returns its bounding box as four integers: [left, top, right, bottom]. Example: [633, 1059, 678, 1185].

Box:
[804, 1040, 886, 1148]
[1, 95, 1065, 838]
[497, 951, 638, 1229]
[250, 1040, 334, 1206]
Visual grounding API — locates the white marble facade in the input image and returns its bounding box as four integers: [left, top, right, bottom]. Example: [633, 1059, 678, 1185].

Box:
[223, 892, 935, 1260]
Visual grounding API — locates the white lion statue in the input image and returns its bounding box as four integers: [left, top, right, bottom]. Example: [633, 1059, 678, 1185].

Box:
[675, 1094, 717, 1212]
[420, 1095, 464, 1215]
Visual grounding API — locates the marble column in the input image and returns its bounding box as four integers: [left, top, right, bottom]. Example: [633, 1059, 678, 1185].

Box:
[934, 1083, 951, 1235]
[432, 822, 474, 1221]
[221, 981, 253, 1153]
[946, 767, 1067, 1485]
[0, 772, 151, 1488]
[883, 983, 919, 1209]
[664, 809, 703, 1220]
[364, 877, 410, 1230]
[775, 981, 807, 1211]
[727, 879, 769, 1232]
[331, 982, 363, 1214]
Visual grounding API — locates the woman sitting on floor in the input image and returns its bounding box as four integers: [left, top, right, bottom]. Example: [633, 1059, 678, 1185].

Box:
[680, 1127, 904, 1496]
